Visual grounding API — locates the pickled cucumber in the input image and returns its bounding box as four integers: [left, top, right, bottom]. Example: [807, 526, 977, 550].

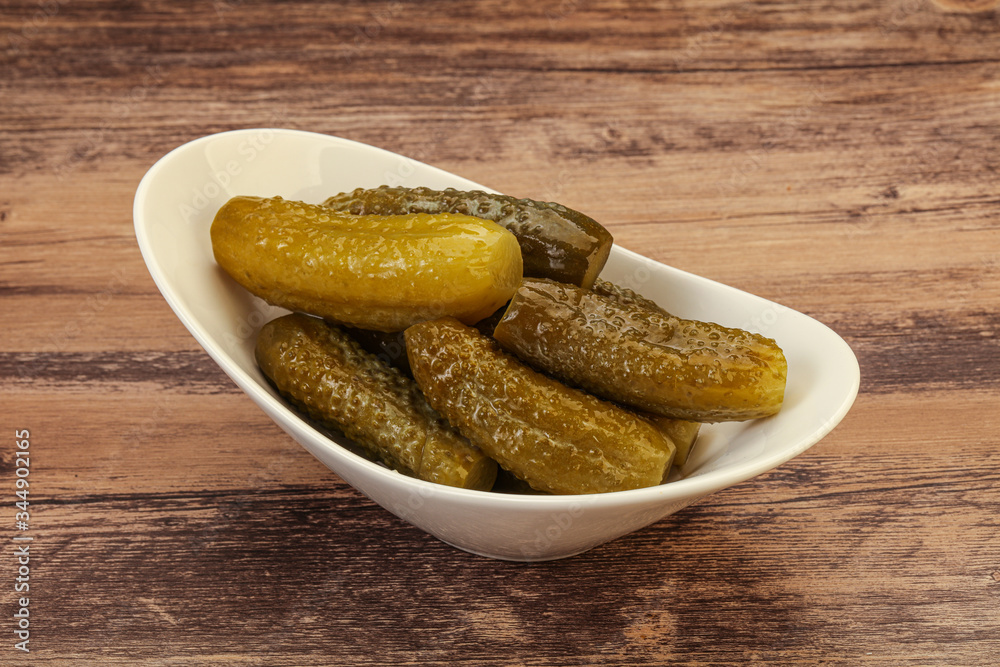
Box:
[647, 417, 701, 467]
[341, 327, 411, 376]
[491, 468, 549, 495]
[255, 313, 497, 490]
[492, 279, 786, 422]
[323, 186, 613, 289]
[595, 279, 703, 459]
[472, 303, 509, 337]
[343, 304, 505, 375]
[405, 317, 676, 495]
[212, 196, 522, 332]
[591, 278, 668, 315]
[593, 278, 778, 427]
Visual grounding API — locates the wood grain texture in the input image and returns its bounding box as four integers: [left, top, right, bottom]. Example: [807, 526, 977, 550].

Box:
[2, 0, 1000, 664]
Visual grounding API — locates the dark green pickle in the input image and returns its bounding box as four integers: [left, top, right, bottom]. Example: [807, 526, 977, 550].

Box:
[591, 278, 668, 315]
[491, 468, 550, 495]
[594, 279, 709, 452]
[340, 326, 411, 376]
[324, 186, 614, 289]
[493, 279, 787, 422]
[472, 302, 509, 337]
[405, 317, 676, 495]
[256, 313, 496, 490]
[341, 301, 507, 375]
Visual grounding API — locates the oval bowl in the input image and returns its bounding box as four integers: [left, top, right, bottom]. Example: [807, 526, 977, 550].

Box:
[133, 128, 859, 561]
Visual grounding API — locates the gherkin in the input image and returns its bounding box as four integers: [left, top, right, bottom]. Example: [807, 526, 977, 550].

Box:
[323, 186, 613, 289]
[405, 317, 676, 495]
[493, 279, 787, 422]
[591, 278, 667, 314]
[594, 279, 709, 452]
[341, 326, 411, 376]
[644, 416, 701, 466]
[256, 313, 497, 490]
[212, 196, 522, 332]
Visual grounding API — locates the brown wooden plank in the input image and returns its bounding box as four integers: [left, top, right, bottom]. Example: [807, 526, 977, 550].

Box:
[3, 0, 1000, 663]
[11, 390, 1000, 665]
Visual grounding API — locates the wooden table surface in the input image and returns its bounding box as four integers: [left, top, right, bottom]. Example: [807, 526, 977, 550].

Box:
[3, 0, 1000, 664]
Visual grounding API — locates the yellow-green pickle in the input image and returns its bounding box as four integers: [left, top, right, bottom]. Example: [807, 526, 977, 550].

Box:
[493, 279, 787, 422]
[645, 417, 701, 466]
[405, 317, 676, 495]
[212, 196, 522, 332]
[255, 313, 497, 490]
[323, 186, 614, 289]
[593, 279, 702, 460]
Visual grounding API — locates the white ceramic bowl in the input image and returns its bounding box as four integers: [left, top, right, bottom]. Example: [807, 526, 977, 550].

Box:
[134, 128, 859, 561]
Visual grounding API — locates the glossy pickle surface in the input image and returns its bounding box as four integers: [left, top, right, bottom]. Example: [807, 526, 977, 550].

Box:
[493, 279, 787, 422]
[323, 186, 613, 289]
[646, 417, 701, 466]
[211, 196, 522, 332]
[255, 313, 497, 490]
[405, 317, 676, 495]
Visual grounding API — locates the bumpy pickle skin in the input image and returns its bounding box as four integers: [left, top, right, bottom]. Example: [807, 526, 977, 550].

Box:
[323, 186, 613, 289]
[341, 326, 411, 376]
[492, 279, 787, 422]
[255, 313, 497, 490]
[340, 304, 507, 376]
[595, 280, 704, 460]
[591, 278, 669, 315]
[405, 317, 676, 495]
[211, 196, 522, 332]
[593, 278, 784, 378]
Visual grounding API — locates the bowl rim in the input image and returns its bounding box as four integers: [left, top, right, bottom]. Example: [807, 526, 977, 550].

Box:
[133, 127, 861, 509]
